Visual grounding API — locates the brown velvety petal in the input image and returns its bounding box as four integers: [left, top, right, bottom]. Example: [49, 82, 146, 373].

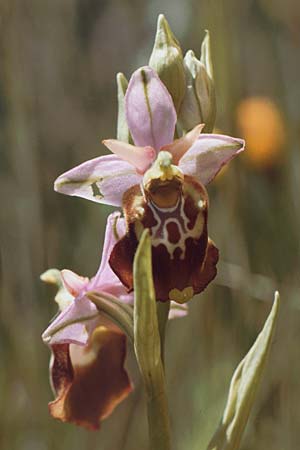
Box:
[50, 343, 73, 396]
[192, 238, 219, 294]
[109, 184, 144, 291]
[109, 233, 137, 293]
[49, 326, 132, 430]
[153, 231, 209, 302]
[110, 174, 218, 302]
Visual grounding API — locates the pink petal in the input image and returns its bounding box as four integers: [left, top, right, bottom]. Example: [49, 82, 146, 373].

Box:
[161, 123, 204, 164]
[42, 296, 99, 346]
[90, 213, 125, 288]
[125, 66, 177, 151]
[97, 283, 134, 304]
[89, 212, 133, 304]
[61, 270, 89, 297]
[103, 139, 155, 174]
[179, 134, 245, 185]
[54, 155, 142, 207]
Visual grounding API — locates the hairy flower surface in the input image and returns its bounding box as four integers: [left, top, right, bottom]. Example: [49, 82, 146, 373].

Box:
[42, 213, 187, 429]
[54, 66, 244, 302]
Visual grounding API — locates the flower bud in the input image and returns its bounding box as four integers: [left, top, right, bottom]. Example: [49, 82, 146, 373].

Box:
[149, 14, 186, 114]
[179, 31, 216, 133]
[116, 72, 132, 143]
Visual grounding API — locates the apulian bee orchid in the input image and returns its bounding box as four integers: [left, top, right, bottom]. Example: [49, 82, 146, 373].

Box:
[55, 66, 245, 303]
[42, 213, 187, 430]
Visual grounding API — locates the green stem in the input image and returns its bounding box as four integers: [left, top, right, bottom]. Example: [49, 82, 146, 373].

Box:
[146, 367, 171, 450]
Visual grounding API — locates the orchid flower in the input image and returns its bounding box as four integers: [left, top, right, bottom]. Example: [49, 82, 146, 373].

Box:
[54, 66, 245, 303]
[41, 212, 187, 429]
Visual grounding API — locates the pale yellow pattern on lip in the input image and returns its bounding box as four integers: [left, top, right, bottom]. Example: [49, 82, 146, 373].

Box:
[143, 151, 184, 187]
[169, 286, 194, 304]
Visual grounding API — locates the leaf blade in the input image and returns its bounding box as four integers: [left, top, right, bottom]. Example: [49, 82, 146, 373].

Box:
[207, 291, 280, 450]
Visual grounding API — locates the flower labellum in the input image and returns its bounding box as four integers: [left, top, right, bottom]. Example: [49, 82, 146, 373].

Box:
[110, 150, 219, 303]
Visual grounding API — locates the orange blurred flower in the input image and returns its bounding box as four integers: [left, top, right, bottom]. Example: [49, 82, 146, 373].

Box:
[236, 97, 286, 169]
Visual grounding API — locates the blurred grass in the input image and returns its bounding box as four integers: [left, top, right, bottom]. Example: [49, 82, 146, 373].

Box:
[1, 0, 300, 449]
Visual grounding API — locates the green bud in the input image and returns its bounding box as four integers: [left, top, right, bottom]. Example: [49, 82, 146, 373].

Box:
[149, 14, 186, 114]
[200, 29, 214, 79]
[116, 72, 132, 143]
[179, 31, 216, 133]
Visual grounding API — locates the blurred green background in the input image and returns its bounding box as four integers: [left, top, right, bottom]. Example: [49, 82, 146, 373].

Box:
[1, 0, 300, 449]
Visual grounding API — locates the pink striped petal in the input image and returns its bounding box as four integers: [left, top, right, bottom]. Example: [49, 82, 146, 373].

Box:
[179, 134, 245, 185]
[161, 123, 204, 164]
[92, 212, 125, 284]
[103, 139, 155, 174]
[99, 284, 133, 304]
[125, 66, 177, 151]
[88, 213, 133, 304]
[42, 296, 99, 346]
[54, 155, 142, 207]
[61, 270, 89, 297]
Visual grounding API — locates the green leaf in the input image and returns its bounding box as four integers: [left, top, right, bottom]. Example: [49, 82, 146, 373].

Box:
[133, 229, 162, 386]
[207, 292, 280, 450]
[133, 229, 171, 450]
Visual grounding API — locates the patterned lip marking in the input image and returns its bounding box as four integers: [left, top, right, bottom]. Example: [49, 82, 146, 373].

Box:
[109, 175, 217, 303]
[166, 221, 180, 244]
[169, 287, 194, 304]
[148, 196, 204, 260]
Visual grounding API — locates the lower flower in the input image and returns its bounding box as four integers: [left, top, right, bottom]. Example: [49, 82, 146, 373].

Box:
[42, 213, 187, 429]
[49, 324, 131, 430]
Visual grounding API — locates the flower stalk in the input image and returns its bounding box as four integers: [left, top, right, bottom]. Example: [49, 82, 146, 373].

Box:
[133, 230, 171, 450]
